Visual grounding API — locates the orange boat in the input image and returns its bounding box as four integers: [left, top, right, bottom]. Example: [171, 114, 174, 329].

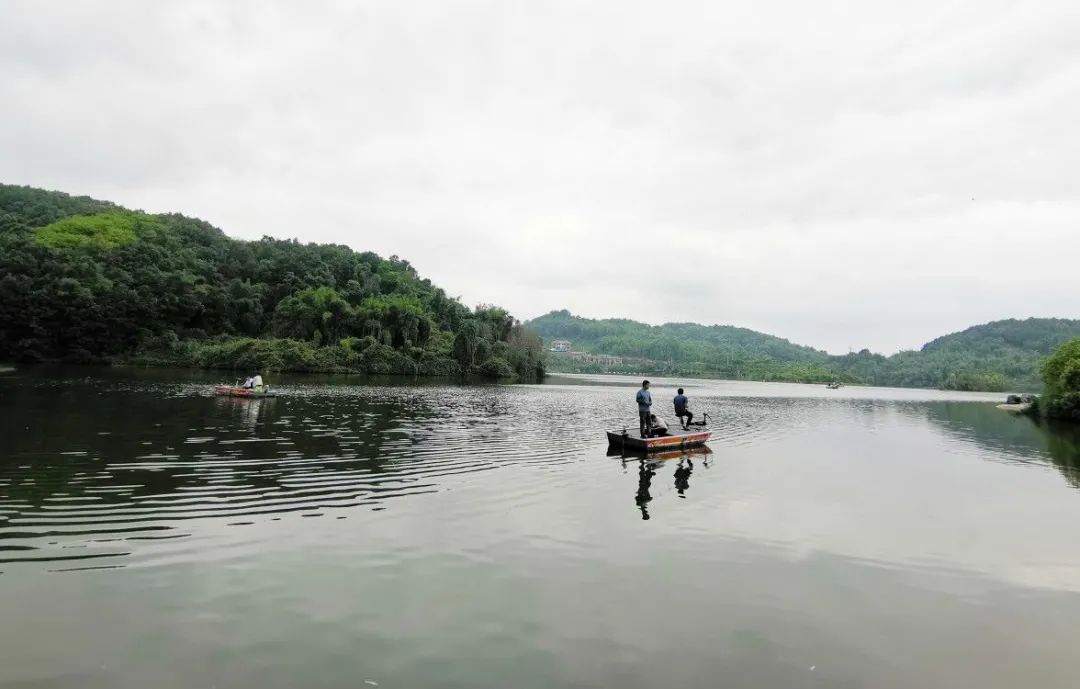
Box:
[213, 385, 276, 398]
[606, 427, 710, 453]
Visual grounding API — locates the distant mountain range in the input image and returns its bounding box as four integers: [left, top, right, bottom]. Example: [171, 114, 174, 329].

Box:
[527, 310, 1080, 391]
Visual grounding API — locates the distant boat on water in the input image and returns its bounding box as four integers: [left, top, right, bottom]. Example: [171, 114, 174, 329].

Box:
[214, 385, 276, 398]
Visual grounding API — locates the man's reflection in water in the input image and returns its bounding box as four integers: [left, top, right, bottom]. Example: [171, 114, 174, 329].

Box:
[674, 458, 693, 498]
[635, 460, 656, 520]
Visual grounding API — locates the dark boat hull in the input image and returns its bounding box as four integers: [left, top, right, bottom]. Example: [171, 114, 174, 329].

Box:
[606, 429, 711, 453]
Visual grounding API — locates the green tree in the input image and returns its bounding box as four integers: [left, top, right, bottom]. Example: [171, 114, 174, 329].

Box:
[1040, 337, 1080, 421]
[273, 287, 354, 343]
[452, 320, 480, 371]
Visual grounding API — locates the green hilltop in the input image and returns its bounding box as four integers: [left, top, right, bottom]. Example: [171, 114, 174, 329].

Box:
[528, 310, 1080, 391]
[0, 184, 544, 379]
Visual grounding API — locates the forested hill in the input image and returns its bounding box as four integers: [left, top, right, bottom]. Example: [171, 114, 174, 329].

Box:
[831, 318, 1080, 390]
[921, 319, 1080, 356]
[0, 184, 544, 378]
[530, 310, 827, 362]
[528, 310, 845, 383]
[528, 310, 1080, 391]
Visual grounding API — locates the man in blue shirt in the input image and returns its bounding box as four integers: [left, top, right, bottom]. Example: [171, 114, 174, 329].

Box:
[636, 380, 653, 437]
[673, 387, 693, 430]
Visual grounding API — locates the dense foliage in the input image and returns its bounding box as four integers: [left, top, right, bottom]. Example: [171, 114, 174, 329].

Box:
[1038, 337, 1080, 421]
[0, 184, 544, 379]
[529, 311, 1080, 390]
[940, 371, 1008, 393]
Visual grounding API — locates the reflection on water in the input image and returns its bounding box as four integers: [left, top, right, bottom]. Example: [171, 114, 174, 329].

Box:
[674, 458, 693, 497]
[609, 448, 713, 520]
[917, 401, 1080, 487]
[634, 461, 655, 520]
[1042, 421, 1080, 486]
[4, 367, 1080, 689]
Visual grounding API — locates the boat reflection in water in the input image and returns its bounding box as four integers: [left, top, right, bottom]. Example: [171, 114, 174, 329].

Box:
[213, 394, 276, 431]
[608, 446, 713, 520]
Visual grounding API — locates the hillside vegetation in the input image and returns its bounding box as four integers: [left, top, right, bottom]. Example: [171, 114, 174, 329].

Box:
[529, 311, 1080, 390]
[1037, 337, 1080, 421]
[529, 311, 851, 384]
[0, 184, 544, 379]
[831, 319, 1080, 390]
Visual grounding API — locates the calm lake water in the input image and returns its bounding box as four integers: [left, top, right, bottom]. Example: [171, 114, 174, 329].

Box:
[3, 367, 1080, 689]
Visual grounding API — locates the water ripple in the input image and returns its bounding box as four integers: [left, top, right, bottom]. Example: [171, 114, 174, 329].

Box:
[3, 373, 1075, 572]
[0, 381, 620, 567]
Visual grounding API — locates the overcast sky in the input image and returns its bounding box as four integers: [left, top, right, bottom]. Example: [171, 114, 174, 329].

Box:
[2, 0, 1078, 353]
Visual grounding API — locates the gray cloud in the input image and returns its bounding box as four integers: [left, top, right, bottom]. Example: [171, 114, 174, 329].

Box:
[2, 0, 1078, 353]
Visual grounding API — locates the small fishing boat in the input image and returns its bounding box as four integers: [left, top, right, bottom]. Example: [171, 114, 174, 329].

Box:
[826, 382, 842, 389]
[213, 385, 276, 398]
[606, 427, 711, 453]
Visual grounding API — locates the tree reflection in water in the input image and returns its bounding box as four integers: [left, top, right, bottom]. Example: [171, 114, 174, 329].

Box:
[916, 401, 1080, 489]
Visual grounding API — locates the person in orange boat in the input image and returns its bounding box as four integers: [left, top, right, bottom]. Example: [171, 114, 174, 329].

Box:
[636, 380, 652, 438]
[673, 388, 693, 430]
